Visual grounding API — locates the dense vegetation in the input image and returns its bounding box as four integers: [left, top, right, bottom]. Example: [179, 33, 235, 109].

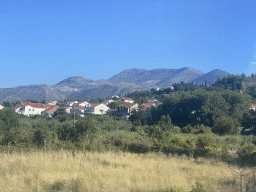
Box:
[1, 74, 256, 165]
[2, 73, 256, 191]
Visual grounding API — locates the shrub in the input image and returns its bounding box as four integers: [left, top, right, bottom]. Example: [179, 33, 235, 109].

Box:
[221, 147, 232, 163]
[236, 143, 256, 166]
[196, 134, 217, 154]
[33, 124, 58, 147]
[190, 182, 206, 192]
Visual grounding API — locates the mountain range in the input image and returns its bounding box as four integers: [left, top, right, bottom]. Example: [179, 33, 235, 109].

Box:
[0, 67, 229, 103]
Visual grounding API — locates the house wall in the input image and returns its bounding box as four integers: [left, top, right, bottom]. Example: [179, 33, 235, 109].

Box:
[17, 105, 41, 116]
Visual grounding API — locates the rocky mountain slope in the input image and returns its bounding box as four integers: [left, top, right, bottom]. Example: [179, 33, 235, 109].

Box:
[0, 67, 229, 103]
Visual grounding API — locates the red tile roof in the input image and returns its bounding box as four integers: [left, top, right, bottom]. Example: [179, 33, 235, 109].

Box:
[28, 103, 46, 108]
[21, 102, 30, 106]
[117, 103, 136, 108]
[88, 103, 102, 108]
[42, 107, 59, 114]
[141, 103, 153, 111]
[76, 101, 88, 105]
[122, 97, 134, 101]
[14, 105, 25, 110]
[251, 104, 256, 108]
[73, 106, 85, 110]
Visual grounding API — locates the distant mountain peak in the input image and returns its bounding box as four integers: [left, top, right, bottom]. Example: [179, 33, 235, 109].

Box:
[56, 76, 93, 86]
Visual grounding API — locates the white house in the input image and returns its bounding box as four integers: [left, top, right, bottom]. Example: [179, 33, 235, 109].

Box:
[251, 104, 256, 111]
[41, 107, 59, 117]
[84, 103, 110, 115]
[70, 106, 85, 115]
[65, 101, 78, 107]
[73, 100, 89, 108]
[115, 103, 138, 117]
[14, 105, 41, 116]
[121, 97, 134, 103]
[103, 99, 114, 105]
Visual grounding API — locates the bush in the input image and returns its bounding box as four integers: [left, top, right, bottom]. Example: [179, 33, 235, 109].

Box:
[212, 116, 240, 135]
[190, 182, 206, 192]
[33, 124, 58, 147]
[196, 134, 217, 154]
[221, 147, 232, 163]
[236, 143, 256, 166]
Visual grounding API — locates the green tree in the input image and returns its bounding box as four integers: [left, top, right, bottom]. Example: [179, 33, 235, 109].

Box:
[0, 108, 20, 144]
[33, 124, 58, 147]
[52, 108, 70, 122]
[74, 116, 100, 143]
[212, 116, 240, 135]
[2, 101, 13, 108]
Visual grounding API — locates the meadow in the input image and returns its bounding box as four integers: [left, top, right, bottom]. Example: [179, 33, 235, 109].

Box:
[0, 149, 255, 192]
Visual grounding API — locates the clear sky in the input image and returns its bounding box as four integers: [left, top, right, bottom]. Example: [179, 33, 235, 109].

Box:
[1, 0, 256, 88]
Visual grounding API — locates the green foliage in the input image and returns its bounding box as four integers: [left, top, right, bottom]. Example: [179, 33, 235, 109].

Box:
[0, 108, 22, 144]
[74, 116, 100, 144]
[57, 121, 75, 141]
[2, 101, 13, 108]
[148, 125, 164, 145]
[52, 108, 71, 122]
[33, 123, 58, 147]
[129, 109, 148, 125]
[241, 109, 256, 135]
[212, 116, 240, 135]
[196, 134, 218, 153]
[193, 124, 212, 134]
[182, 124, 194, 133]
[190, 182, 206, 192]
[107, 100, 126, 109]
[221, 147, 232, 163]
[236, 143, 256, 166]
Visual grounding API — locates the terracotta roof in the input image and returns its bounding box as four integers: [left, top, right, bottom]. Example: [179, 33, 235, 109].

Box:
[251, 104, 256, 108]
[42, 107, 59, 114]
[72, 106, 85, 110]
[141, 103, 153, 111]
[76, 101, 88, 104]
[21, 102, 30, 106]
[88, 103, 102, 108]
[14, 105, 25, 110]
[44, 104, 59, 108]
[122, 97, 134, 101]
[60, 107, 71, 109]
[28, 103, 46, 108]
[117, 103, 136, 108]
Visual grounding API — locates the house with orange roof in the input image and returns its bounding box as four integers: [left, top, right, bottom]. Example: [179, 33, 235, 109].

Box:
[103, 99, 114, 105]
[14, 105, 41, 116]
[115, 103, 138, 117]
[65, 101, 78, 107]
[41, 107, 59, 117]
[121, 97, 134, 103]
[147, 99, 158, 103]
[73, 100, 89, 108]
[70, 106, 85, 115]
[84, 103, 110, 115]
[251, 104, 256, 111]
[14, 102, 59, 116]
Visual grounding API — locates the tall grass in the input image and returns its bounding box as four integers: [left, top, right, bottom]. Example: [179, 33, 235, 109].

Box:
[0, 149, 254, 192]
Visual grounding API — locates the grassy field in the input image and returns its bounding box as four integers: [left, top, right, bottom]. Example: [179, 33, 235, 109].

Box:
[0, 149, 255, 192]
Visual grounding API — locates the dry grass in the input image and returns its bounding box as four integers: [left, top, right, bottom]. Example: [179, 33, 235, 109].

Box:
[0, 149, 254, 192]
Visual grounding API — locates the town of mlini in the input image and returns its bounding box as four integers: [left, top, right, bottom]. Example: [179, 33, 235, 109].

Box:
[2, 72, 256, 191]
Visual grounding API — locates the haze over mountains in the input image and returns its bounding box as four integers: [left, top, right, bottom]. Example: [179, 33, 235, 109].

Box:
[0, 67, 229, 103]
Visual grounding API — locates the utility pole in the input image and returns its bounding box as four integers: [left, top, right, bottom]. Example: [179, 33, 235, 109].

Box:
[73, 104, 75, 128]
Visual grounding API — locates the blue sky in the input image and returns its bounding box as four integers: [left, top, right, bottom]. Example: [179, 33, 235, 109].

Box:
[1, 0, 256, 88]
